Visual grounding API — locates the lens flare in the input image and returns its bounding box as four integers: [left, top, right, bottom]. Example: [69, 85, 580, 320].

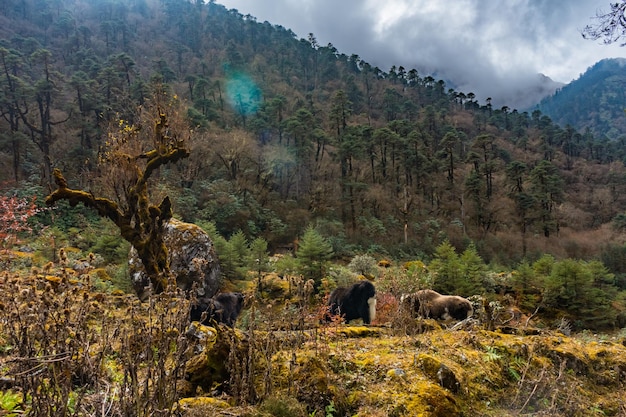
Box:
[225, 72, 261, 116]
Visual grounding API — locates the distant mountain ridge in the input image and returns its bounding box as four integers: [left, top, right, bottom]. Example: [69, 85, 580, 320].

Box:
[531, 58, 626, 139]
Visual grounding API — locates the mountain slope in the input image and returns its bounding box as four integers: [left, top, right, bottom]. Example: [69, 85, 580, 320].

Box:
[532, 58, 626, 139]
[3, 0, 626, 267]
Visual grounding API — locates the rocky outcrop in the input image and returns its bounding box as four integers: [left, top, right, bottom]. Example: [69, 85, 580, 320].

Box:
[129, 218, 221, 301]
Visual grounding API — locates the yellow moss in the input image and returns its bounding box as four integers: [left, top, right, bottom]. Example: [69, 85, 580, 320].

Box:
[335, 326, 382, 338]
[538, 335, 591, 374]
[414, 353, 465, 392]
[9, 250, 34, 258]
[261, 273, 290, 298]
[352, 353, 378, 369]
[177, 396, 230, 410]
[185, 324, 250, 394]
[403, 380, 460, 416]
[292, 353, 330, 392]
[346, 390, 373, 409]
[364, 379, 460, 417]
[584, 340, 626, 360]
[94, 268, 111, 281]
[185, 322, 218, 379]
[414, 318, 443, 332]
[268, 351, 291, 383]
[386, 368, 407, 380]
[45, 275, 62, 284]
[403, 260, 427, 271]
[378, 259, 392, 268]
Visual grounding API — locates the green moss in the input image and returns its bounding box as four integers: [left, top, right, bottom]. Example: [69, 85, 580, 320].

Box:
[0, 390, 23, 414]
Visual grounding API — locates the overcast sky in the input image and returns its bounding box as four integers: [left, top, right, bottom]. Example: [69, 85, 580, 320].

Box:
[216, 0, 625, 108]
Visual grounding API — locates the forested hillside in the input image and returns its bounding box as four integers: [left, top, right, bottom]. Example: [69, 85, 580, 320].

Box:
[4, 2, 626, 415]
[534, 58, 626, 140]
[2, 0, 626, 268]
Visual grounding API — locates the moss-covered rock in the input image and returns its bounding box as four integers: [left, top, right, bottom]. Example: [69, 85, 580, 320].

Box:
[259, 273, 291, 299]
[129, 218, 221, 301]
[291, 352, 335, 409]
[416, 354, 462, 393]
[395, 381, 461, 417]
[184, 322, 246, 393]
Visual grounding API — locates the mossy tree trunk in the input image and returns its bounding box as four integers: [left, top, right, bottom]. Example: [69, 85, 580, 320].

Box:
[45, 110, 190, 295]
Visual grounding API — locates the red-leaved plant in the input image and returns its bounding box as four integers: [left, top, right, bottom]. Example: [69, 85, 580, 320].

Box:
[0, 194, 40, 251]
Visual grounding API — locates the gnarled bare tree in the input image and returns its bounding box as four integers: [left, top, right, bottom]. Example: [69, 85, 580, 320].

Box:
[45, 90, 191, 296]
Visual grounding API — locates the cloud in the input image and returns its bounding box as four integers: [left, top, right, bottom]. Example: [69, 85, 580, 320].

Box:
[219, 0, 626, 108]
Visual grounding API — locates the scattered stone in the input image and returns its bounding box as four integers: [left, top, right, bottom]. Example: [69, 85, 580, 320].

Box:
[386, 368, 406, 379]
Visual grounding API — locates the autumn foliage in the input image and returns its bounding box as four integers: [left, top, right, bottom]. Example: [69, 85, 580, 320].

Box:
[0, 194, 40, 251]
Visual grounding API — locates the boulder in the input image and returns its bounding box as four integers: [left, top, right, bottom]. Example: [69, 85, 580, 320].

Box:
[183, 322, 248, 395]
[416, 353, 462, 393]
[129, 218, 221, 301]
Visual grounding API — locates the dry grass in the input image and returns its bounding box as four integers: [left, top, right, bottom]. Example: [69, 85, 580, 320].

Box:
[0, 268, 192, 416]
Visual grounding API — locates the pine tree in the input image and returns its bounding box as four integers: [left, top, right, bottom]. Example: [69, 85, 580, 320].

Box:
[296, 225, 333, 291]
[249, 237, 269, 292]
[430, 240, 463, 295]
[459, 243, 486, 296]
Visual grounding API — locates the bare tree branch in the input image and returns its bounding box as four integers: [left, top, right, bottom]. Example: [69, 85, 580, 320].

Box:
[582, 1, 626, 46]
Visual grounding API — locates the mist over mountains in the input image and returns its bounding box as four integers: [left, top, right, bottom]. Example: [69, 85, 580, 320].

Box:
[453, 72, 564, 111]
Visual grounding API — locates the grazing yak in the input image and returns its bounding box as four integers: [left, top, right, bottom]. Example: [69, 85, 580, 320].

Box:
[326, 280, 376, 324]
[190, 292, 245, 328]
[401, 289, 473, 321]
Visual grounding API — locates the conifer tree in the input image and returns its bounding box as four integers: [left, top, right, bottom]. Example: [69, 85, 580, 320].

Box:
[249, 237, 269, 292]
[296, 225, 333, 291]
[430, 240, 463, 295]
[459, 243, 486, 296]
